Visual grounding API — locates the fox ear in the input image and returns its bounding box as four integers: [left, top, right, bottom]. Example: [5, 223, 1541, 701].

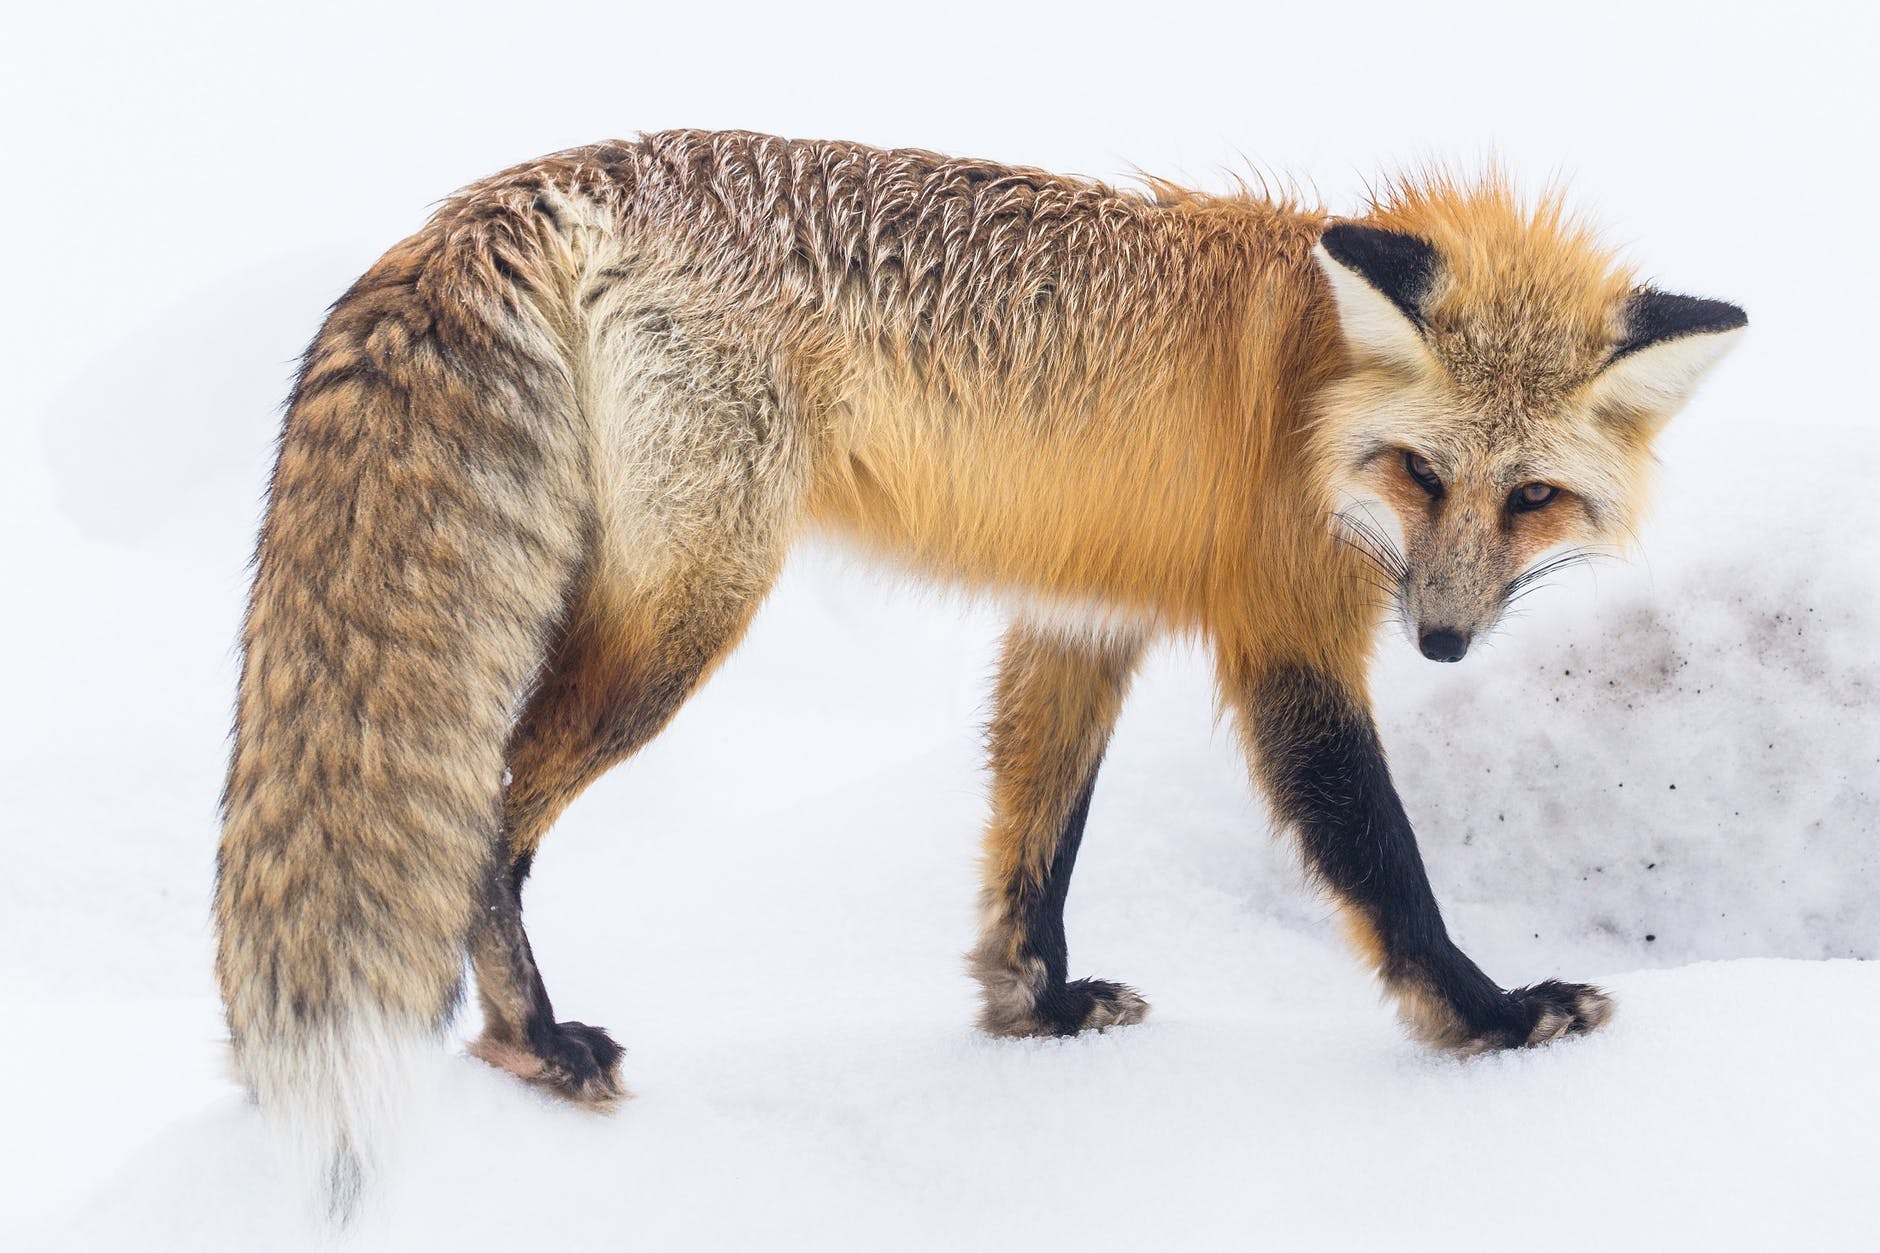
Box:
[1588, 288, 1747, 422]
[1315, 224, 1441, 369]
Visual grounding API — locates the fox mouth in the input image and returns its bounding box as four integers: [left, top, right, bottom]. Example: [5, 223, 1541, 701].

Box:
[1334, 510, 1460, 660]
[1332, 507, 1433, 642]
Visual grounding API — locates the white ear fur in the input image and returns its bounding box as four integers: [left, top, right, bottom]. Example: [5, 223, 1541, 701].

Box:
[1584, 326, 1745, 422]
[1314, 243, 1431, 370]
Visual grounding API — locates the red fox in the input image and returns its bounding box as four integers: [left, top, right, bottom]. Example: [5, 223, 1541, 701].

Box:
[214, 130, 1746, 1215]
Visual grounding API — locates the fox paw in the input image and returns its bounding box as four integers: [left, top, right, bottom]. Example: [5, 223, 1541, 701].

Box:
[470, 1019, 628, 1109]
[1509, 979, 1614, 1045]
[1061, 978, 1152, 1032]
[983, 977, 1151, 1038]
[1451, 980, 1614, 1053]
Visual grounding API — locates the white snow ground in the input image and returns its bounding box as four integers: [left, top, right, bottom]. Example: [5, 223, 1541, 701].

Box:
[5, 2, 1878, 1249]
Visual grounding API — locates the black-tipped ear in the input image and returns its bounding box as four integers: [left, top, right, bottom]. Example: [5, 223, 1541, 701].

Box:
[1318, 223, 1441, 328]
[1587, 287, 1747, 424]
[1614, 289, 1748, 359]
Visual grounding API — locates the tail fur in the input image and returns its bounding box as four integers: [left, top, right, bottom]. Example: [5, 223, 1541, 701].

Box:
[214, 211, 588, 1220]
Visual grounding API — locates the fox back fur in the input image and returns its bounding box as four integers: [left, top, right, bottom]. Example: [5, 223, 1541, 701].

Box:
[214, 130, 1745, 1218]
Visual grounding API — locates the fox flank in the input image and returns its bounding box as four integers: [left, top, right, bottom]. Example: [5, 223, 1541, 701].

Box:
[213, 130, 1746, 1217]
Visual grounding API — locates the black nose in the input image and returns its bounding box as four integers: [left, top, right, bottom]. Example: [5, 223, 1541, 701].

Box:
[1418, 629, 1470, 662]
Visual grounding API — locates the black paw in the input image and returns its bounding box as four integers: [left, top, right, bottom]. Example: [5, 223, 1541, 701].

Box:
[470, 1019, 628, 1108]
[1448, 980, 1614, 1053]
[1507, 980, 1614, 1045]
[1032, 977, 1151, 1036]
[533, 1019, 626, 1103]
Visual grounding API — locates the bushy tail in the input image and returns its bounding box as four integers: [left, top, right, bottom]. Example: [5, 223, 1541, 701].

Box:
[214, 219, 586, 1221]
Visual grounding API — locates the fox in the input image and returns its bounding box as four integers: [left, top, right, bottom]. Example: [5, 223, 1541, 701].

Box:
[214, 129, 1746, 1216]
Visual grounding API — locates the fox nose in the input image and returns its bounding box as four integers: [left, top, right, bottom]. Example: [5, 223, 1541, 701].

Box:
[1418, 629, 1470, 663]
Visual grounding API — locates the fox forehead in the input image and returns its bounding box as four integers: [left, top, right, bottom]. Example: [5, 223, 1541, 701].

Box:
[1370, 175, 1636, 411]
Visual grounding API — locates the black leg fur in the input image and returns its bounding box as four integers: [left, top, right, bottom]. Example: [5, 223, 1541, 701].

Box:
[469, 853, 627, 1106]
[1247, 663, 1612, 1051]
[1009, 766, 1146, 1035]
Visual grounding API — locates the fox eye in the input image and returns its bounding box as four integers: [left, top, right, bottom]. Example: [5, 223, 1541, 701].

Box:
[1404, 451, 1444, 497]
[1511, 482, 1559, 512]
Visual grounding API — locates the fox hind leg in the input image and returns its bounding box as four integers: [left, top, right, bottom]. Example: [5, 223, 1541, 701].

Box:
[469, 847, 624, 1108]
[469, 541, 787, 1106]
[469, 301, 805, 1103]
[970, 624, 1148, 1036]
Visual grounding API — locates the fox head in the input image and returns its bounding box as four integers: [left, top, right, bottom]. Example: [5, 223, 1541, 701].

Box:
[1310, 177, 1746, 662]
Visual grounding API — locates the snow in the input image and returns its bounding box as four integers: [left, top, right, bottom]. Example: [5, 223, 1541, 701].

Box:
[20, 960, 1880, 1252]
[5, 1, 1877, 1249]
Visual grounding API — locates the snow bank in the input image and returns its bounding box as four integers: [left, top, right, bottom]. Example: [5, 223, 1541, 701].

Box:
[1385, 562, 1880, 970]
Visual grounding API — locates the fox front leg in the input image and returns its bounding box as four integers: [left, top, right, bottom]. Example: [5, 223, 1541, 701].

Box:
[1230, 658, 1613, 1051]
[969, 624, 1150, 1036]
